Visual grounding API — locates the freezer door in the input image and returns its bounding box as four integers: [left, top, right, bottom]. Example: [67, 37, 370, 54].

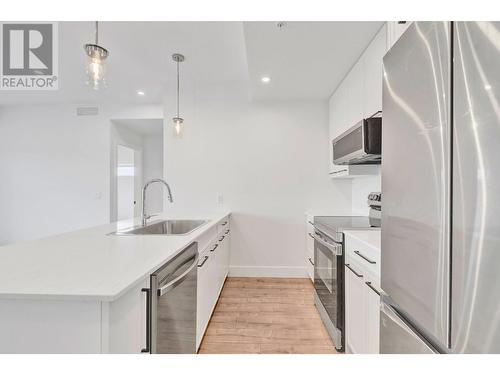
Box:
[452, 22, 500, 353]
[381, 21, 451, 349]
[380, 300, 438, 354]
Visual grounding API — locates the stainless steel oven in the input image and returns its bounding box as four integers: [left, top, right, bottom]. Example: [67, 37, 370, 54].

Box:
[311, 195, 382, 352]
[312, 227, 344, 351]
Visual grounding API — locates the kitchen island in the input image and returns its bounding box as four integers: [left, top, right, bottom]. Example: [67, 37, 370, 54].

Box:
[0, 211, 231, 353]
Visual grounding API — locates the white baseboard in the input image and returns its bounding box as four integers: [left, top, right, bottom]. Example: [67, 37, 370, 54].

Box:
[229, 265, 307, 278]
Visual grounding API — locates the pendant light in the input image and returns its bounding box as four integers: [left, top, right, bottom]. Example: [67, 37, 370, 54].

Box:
[172, 53, 185, 137]
[84, 21, 109, 90]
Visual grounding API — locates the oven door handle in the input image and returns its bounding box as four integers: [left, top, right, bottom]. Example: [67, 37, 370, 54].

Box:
[157, 253, 199, 296]
[312, 226, 342, 244]
[311, 233, 342, 256]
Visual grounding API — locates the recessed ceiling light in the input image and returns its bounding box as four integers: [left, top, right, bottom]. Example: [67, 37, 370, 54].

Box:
[137, 90, 145, 96]
[484, 84, 492, 91]
[261, 76, 271, 83]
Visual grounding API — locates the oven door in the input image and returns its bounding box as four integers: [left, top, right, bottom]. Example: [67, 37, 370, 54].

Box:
[313, 229, 344, 350]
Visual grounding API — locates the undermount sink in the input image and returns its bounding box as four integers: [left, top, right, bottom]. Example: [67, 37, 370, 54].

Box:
[111, 219, 208, 236]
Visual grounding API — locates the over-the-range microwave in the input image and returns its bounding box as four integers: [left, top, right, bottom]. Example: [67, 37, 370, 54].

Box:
[332, 117, 382, 165]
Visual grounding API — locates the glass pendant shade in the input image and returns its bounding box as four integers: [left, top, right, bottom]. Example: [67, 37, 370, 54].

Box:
[85, 44, 108, 90]
[172, 117, 184, 137]
[84, 22, 108, 90]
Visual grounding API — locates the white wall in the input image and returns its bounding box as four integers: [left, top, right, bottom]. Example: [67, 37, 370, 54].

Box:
[351, 175, 381, 215]
[0, 104, 162, 245]
[163, 85, 352, 277]
[142, 134, 164, 214]
[116, 145, 136, 220]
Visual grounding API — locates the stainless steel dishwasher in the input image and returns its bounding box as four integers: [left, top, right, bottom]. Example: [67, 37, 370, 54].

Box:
[145, 242, 198, 354]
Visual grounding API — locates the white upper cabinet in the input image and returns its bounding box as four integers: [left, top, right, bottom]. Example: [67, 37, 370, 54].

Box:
[386, 21, 412, 50]
[363, 24, 387, 118]
[328, 24, 388, 176]
[348, 59, 364, 130]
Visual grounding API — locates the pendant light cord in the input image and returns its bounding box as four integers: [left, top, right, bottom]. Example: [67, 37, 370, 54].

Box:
[95, 21, 99, 45]
[176, 59, 180, 118]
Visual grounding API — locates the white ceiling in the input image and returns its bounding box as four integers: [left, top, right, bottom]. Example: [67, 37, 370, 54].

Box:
[0, 22, 248, 106]
[243, 21, 384, 100]
[0, 21, 383, 106]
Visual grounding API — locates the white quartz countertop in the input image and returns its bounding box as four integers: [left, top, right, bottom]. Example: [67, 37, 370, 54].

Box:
[0, 211, 230, 302]
[343, 229, 381, 252]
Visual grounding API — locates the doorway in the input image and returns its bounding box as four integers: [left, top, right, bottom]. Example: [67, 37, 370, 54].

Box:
[116, 145, 137, 220]
[110, 119, 164, 222]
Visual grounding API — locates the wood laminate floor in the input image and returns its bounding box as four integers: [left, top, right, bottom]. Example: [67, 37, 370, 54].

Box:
[198, 277, 339, 354]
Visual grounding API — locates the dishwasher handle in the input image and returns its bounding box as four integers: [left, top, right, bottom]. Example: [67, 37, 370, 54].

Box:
[157, 253, 199, 296]
[141, 288, 150, 353]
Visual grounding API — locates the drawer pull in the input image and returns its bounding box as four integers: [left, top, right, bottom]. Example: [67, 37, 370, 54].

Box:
[329, 169, 348, 175]
[354, 250, 376, 264]
[219, 235, 225, 242]
[308, 257, 314, 266]
[345, 263, 363, 278]
[221, 221, 228, 226]
[225, 229, 230, 235]
[210, 244, 218, 252]
[198, 255, 209, 268]
[365, 281, 381, 296]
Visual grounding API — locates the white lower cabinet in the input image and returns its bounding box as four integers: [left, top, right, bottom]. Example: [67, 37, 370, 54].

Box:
[344, 233, 381, 354]
[345, 263, 368, 354]
[196, 243, 216, 348]
[305, 215, 315, 282]
[196, 215, 231, 350]
[106, 276, 150, 353]
[366, 281, 381, 353]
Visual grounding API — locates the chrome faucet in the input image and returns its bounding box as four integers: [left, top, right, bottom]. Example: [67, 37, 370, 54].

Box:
[142, 179, 173, 226]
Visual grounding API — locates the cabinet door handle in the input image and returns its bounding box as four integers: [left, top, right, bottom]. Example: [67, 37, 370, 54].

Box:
[308, 257, 314, 266]
[219, 235, 225, 242]
[308, 232, 315, 239]
[198, 255, 209, 268]
[210, 243, 218, 252]
[221, 221, 228, 226]
[365, 281, 381, 296]
[345, 263, 363, 278]
[354, 250, 376, 264]
[225, 229, 230, 235]
[141, 288, 150, 353]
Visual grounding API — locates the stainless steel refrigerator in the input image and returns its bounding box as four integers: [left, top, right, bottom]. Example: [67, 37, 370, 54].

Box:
[381, 21, 500, 354]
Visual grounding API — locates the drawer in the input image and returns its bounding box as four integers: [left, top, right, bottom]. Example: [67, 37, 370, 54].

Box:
[306, 224, 315, 254]
[345, 234, 380, 282]
[217, 216, 230, 235]
[306, 248, 314, 282]
[194, 225, 217, 253]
